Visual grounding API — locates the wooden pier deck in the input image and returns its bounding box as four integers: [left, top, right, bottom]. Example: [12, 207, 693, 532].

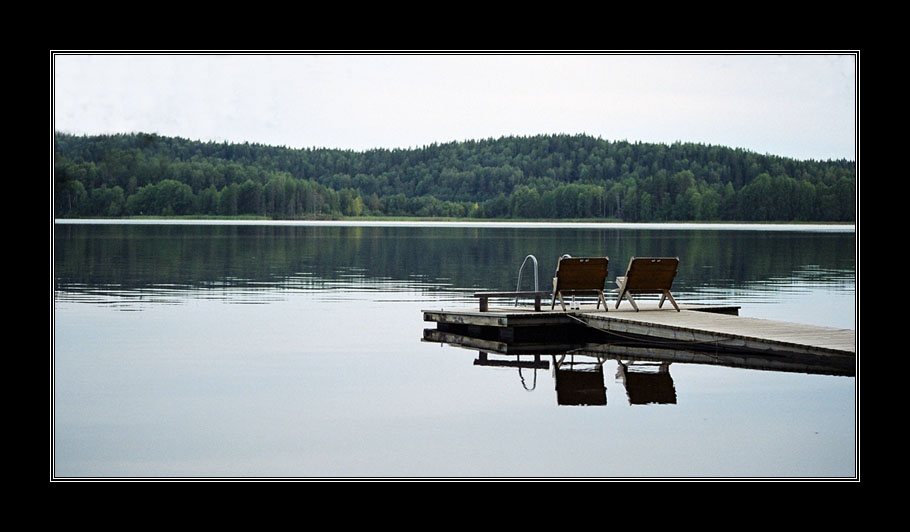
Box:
[423, 301, 855, 358]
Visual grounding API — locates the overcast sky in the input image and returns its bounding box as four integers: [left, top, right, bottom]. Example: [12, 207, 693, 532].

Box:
[53, 53, 857, 161]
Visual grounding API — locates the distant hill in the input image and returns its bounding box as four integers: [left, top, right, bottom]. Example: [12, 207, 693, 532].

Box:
[54, 132, 855, 222]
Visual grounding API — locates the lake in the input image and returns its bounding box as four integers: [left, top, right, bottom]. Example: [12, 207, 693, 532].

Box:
[52, 220, 857, 479]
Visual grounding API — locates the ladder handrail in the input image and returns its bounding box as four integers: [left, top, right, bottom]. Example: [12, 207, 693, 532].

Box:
[515, 254, 539, 306]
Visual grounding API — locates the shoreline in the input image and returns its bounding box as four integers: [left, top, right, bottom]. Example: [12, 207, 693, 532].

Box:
[53, 218, 856, 232]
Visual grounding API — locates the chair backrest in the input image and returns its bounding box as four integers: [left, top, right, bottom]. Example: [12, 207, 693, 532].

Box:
[623, 257, 679, 291]
[554, 257, 609, 291]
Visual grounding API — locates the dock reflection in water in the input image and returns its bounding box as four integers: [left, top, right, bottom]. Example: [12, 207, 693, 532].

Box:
[423, 328, 854, 407]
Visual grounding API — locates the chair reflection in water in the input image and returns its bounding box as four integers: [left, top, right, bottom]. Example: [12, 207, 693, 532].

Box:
[615, 361, 677, 405]
[552, 353, 607, 406]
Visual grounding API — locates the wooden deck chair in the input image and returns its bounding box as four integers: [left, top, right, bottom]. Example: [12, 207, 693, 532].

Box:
[551, 257, 609, 311]
[614, 257, 680, 311]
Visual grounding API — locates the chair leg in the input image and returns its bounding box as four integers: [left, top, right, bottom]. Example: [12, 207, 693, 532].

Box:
[663, 290, 680, 311]
[554, 291, 567, 311]
[626, 293, 639, 311]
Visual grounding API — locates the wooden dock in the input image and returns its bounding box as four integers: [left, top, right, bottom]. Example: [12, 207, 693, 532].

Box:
[423, 301, 855, 359]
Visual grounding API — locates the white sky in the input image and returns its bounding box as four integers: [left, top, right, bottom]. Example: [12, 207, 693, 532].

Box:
[53, 52, 857, 161]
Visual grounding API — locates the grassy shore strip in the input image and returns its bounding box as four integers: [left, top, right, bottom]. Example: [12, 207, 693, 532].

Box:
[54, 215, 856, 232]
[57, 214, 856, 225]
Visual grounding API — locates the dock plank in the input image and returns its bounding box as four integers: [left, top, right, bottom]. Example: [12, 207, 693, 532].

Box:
[577, 309, 855, 356]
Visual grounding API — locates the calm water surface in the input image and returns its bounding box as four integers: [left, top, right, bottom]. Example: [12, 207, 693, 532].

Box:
[53, 221, 857, 478]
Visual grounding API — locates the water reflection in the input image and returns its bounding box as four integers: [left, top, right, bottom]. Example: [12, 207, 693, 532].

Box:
[54, 222, 856, 477]
[554, 355, 608, 406]
[424, 328, 854, 407]
[616, 361, 677, 405]
[55, 222, 855, 312]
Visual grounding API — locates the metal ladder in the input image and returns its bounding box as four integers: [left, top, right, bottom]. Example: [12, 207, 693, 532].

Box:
[514, 254, 539, 306]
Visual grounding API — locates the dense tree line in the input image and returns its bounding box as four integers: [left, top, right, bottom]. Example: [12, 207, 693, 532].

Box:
[54, 132, 856, 221]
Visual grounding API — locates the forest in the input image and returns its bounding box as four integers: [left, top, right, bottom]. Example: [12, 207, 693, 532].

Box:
[54, 132, 856, 222]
